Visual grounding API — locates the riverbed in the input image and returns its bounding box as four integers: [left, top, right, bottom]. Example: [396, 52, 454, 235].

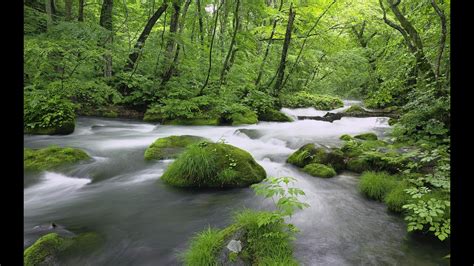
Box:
[24, 101, 449, 265]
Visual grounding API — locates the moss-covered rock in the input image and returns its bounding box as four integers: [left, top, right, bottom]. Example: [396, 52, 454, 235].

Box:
[24, 233, 65, 266]
[354, 132, 378, 141]
[258, 109, 293, 122]
[24, 232, 103, 266]
[346, 157, 371, 173]
[287, 144, 345, 171]
[24, 120, 75, 135]
[161, 142, 266, 188]
[303, 163, 337, 178]
[339, 134, 353, 141]
[229, 110, 258, 125]
[344, 105, 366, 114]
[280, 92, 344, 110]
[144, 135, 206, 160]
[24, 146, 90, 171]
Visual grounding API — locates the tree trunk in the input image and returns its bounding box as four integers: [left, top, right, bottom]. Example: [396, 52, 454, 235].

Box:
[161, 2, 181, 85]
[199, 0, 222, 95]
[99, 0, 113, 77]
[78, 0, 84, 21]
[124, 3, 168, 72]
[255, 0, 283, 87]
[430, 0, 447, 80]
[196, 0, 204, 45]
[219, 0, 240, 86]
[65, 0, 73, 21]
[272, 3, 295, 97]
[45, 0, 53, 28]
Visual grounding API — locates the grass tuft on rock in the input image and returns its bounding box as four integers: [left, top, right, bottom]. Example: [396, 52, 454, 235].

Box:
[161, 142, 266, 188]
[358, 171, 399, 201]
[24, 146, 90, 171]
[354, 132, 378, 141]
[144, 135, 206, 160]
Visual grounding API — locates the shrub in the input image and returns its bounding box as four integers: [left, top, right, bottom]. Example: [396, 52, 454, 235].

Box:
[280, 91, 343, 110]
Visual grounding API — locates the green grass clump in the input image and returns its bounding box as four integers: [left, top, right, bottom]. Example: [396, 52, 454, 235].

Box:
[303, 163, 337, 178]
[24, 146, 90, 171]
[183, 227, 230, 265]
[183, 210, 298, 266]
[160, 142, 266, 188]
[281, 92, 343, 110]
[144, 135, 206, 160]
[358, 171, 399, 201]
[354, 132, 378, 141]
[384, 181, 412, 213]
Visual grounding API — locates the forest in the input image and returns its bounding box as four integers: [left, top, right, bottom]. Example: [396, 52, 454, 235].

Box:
[23, 0, 450, 265]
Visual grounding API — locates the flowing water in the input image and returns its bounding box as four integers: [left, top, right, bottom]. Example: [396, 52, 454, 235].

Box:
[24, 101, 449, 265]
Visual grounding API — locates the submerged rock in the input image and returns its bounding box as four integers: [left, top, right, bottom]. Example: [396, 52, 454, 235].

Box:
[24, 146, 91, 172]
[234, 129, 263, 139]
[161, 142, 266, 188]
[24, 121, 75, 135]
[144, 135, 206, 160]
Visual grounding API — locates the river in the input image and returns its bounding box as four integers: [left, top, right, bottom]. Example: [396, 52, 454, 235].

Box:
[24, 101, 449, 265]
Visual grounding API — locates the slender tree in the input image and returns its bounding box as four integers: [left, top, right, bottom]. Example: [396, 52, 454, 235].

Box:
[272, 3, 295, 97]
[219, 0, 240, 86]
[99, 0, 113, 77]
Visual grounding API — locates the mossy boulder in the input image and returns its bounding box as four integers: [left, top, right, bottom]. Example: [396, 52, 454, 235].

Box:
[287, 144, 345, 171]
[354, 132, 378, 141]
[339, 134, 353, 141]
[303, 163, 337, 178]
[24, 146, 90, 171]
[346, 157, 371, 173]
[280, 92, 344, 110]
[229, 110, 258, 125]
[24, 232, 103, 266]
[344, 105, 366, 114]
[161, 142, 266, 188]
[258, 109, 293, 122]
[144, 135, 206, 160]
[24, 120, 75, 135]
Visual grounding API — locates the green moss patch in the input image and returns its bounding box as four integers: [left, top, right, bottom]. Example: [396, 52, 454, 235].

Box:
[339, 134, 353, 141]
[144, 135, 206, 160]
[24, 232, 104, 266]
[24, 146, 90, 171]
[258, 109, 293, 122]
[344, 105, 366, 114]
[161, 142, 266, 188]
[354, 132, 378, 141]
[303, 163, 337, 178]
[183, 210, 298, 265]
[281, 92, 344, 110]
[287, 144, 345, 171]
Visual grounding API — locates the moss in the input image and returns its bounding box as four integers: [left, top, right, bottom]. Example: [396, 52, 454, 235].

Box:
[163, 118, 220, 126]
[144, 135, 206, 160]
[344, 105, 365, 114]
[384, 181, 412, 213]
[358, 171, 399, 201]
[354, 132, 378, 141]
[24, 146, 90, 171]
[24, 233, 66, 266]
[281, 92, 343, 110]
[161, 142, 266, 188]
[388, 118, 398, 126]
[258, 109, 293, 122]
[24, 232, 103, 266]
[287, 144, 345, 171]
[339, 134, 353, 141]
[303, 163, 337, 178]
[183, 210, 298, 266]
[24, 120, 75, 135]
[230, 110, 258, 125]
[346, 157, 371, 173]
